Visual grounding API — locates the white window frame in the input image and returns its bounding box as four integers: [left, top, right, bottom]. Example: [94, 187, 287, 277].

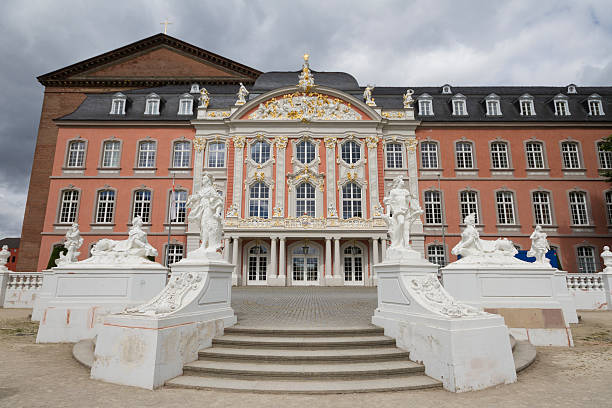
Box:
[172, 140, 191, 168]
[342, 243, 366, 284]
[246, 243, 269, 284]
[101, 140, 121, 168]
[95, 189, 116, 224]
[451, 95, 467, 116]
[561, 141, 581, 169]
[588, 95, 604, 116]
[133, 189, 152, 223]
[248, 182, 271, 219]
[485, 94, 502, 116]
[525, 141, 545, 169]
[66, 140, 86, 168]
[455, 141, 474, 169]
[496, 191, 516, 225]
[144, 94, 160, 115]
[296, 140, 316, 164]
[459, 190, 479, 224]
[250, 141, 271, 164]
[178, 94, 194, 115]
[296, 182, 316, 217]
[385, 142, 403, 169]
[110, 93, 126, 115]
[137, 140, 157, 168]
[554, 96, 570, 116]
[569, 191, 589, 226]
[341, 140, 361, 164]
[341, 182, 363, 219]
[420, 141, 439, 169]
[441, 85, 451, 94]
[427, 244, 446, 267]
[519, 95, 535, 116]
[166, 243, 184, 266]
[577, 246, 596, 273]
[207, 141, 226, 168]
[418, 95, 434, 116]
[58, 189, 80, 224]
[532, 191, 553, 226]
[424, 190, 442, 225]
[567, 84, 577, 94]
[597, 142, 612, 169]
[169, 190, 188, 223]
[490, 142, 510, 169]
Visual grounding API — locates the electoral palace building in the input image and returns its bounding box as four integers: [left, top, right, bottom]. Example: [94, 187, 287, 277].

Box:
[19, 33, 612, 286]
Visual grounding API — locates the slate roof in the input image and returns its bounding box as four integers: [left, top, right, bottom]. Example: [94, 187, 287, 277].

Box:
[0, 238, 20, 249]
[57, 76, 612, 123]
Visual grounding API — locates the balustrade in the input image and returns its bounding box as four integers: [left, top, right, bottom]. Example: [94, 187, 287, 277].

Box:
[566, 273, 604, 291]
[6, 273, 43, 290]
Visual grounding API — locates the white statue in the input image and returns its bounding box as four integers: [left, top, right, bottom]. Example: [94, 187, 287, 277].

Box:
[403, 89, 414, 108]
[56, 223, 83, 266]
[382, 176, 423, 260]
[235, 82, 249, 105]
[199, 87, 210, 108]
[82, 216, 157, 264]
[451, 213, 520, 264]
[527, 225, 550, 265]
[601, 246, 612, 273]
[0, 245, 10, 271]
[186, 172, 224, 259]
[364, 85, 376, 106]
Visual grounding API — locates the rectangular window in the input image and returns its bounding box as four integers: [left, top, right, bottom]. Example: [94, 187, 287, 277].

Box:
[496, 191, 515, 224]
[172, 141, 191, 168]
[178, 99, 193, 115]
[456, 142, 473, 169]
[96, 190, 115, 223]
[249, 183, 270, 219]
[561, 142, 580, 169]
[520, 100, 534, 116]
[452, 100, 466, 116]
[490, 142, 509, 169]
[569, 191, 588, 225]
[532, 191, 552, 225]
[588, 100, 603, 116]
[606, 192, 612, 225]
[170, 190, 188, 223]
[207, 142, 226, 168]
[296, 183, 316, 217]
[577, 247, 596, 273]
[424, 191, 442, 224]
[598, 143, 612, 169]
[166, 244, 184, 266]
[486, 100, 501, 116]
[386, 143, 403, 168]
[554, 100, 569, 116]
[418, 100, 433, 116]
[460, 191, 479, 224]
[145, 99, 160, 115]
[67, 141, 86, 167]
[102, 141, 120, 168]
[427, 245, 446, 267]
[59, 190, 79, 223]
[525, 142, 545, 169]
[421, 142, 439, 169]
[138, 141, 156, 168]
[133, 190, 152, 223]
[110, 99, 125, 115]
[342, 183, 362, 219]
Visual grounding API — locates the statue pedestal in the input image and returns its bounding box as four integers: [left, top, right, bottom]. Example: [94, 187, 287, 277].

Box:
[372, 258, 517, 392]
[90, 256, 236, 390]
[35, 263, 168, 343]
[441, 263, 576, 346]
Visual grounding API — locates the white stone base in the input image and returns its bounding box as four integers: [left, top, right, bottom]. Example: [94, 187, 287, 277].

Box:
[35, 264, 168, 343]
[91, 256, 236, 389]
[509, 327, 574, 347]
[325, 275, 344, 286]
[441, 263, 575, 346]
[372, 259, 517, 392]
[267, 275, 286, 286]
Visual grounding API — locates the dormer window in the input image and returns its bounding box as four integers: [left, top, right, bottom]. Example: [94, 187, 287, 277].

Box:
[567, 84, 577, 94]
[190, 83, 200, 94]
[451, 94, 467, 116]
[441, 84, 452, 94]
[485, 93, 502, 116]
[110, 92, 126, 115]
[418, 94, 433, 116]
[144, 93, 160, 115]
[588, 94, 605, 116]
[553, 94, 570, 116]
[178, 93, 194, 115]
[519, 94, 535, 116]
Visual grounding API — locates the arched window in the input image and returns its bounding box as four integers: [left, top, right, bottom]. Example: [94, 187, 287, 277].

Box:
[144, 93, 160, 115]
[250, 141, 270, 164]
[296, 140, 315, 164]
[133, 190, 152, 223]
[386, 143, 403, 168]
[138, 141, 156, 168]
[341, 141, 360, 164]
[177, 94, 194, 115]
[459, 191, 479, 224]
[420, 142, 439, 169]
[490, 142, 509, 169]
[67, 141, 86, 168]
[343, 245, 363, 282]
[110, 93, 126, 115]
[456, 142, 474, 168]
[96, 190, 115, 224]
[561, 142, 581, 169]
[59, 190, 79, 223]
[101, 140, 120, 168]
[525, 142, 545, 169]
[296, 183, 315, 217]
[207, 142, 226, 168]
[342, 182, 362, 219]
[577, 246, 596, 273]
[248, 245, 268, 282]
[170, 190, 188, 223]
[249, 182, 270, 218]
[172, 141, 191, 168]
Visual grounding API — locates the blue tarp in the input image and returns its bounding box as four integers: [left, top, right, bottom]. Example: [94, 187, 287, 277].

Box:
[516, 249, 561, 269]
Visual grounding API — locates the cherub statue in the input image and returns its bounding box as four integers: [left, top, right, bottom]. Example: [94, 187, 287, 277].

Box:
[56, 223, 83, 266]
[199, 87, 210, 108]
[403, 89, 415, 108]
[364, 85, 376, 106]
[527, 225, 550, 265]
[0, 245, 10, 271]
[236, 82, 249, 105]
[186, 172, 224, 258]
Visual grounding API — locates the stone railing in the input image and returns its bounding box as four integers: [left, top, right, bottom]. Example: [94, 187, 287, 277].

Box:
[566, 273, 607, 310]
[224, 216, 387, 230]
[1, 272, 43, 308]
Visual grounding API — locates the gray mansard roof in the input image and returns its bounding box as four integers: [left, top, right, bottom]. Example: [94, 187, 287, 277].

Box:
[58, 72, 612, 123]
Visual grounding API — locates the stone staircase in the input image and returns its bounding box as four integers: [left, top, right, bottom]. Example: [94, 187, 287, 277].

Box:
[165, 326, 442, 393]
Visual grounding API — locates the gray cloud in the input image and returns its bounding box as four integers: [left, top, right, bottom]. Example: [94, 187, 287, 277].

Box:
[0, 0, 611, 238]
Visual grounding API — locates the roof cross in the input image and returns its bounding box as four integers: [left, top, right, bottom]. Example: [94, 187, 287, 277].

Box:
[160, 18, 172, 34]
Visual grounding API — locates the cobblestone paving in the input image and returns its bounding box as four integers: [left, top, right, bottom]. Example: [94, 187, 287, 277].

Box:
[231, 287, 378, 329]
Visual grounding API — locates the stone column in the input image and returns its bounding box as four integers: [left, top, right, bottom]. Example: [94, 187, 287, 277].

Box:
[328, 237, 343, 286]
[231, 237, 240, 286]
[276, 237, 287, 287]
[223, 238, 231, 262]
[367, 136, 381, 218]
[406, 136, 424, 257]
[274, 139, 287, 218]
[268, 237, 284, 286]
[231, 137, 245, 217]
[325, 238, 332, 279]
[372, 238, 379, 286]
[381, 238, 387, 261]
[325, 138, 338, 218]
[0, 271, 9, 307]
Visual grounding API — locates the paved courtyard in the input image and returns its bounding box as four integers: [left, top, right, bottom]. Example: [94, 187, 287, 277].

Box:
[1, 290, 612, 407]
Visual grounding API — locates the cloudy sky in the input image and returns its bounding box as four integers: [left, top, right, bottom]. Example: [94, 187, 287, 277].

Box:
[0, 0, 611, 238]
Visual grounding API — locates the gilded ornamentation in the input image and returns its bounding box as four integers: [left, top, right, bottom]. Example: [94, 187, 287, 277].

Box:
[254, 172, 265, 182]
[193, 137, 206, 152]
[406, 138, 418, 152]
[373, 202, 384, 217]
[273, 206, 284, 217]
[403, 89, 415, 108]
[324, 136, 337, 149]
[365, 135, 379, 149]
[199, 88, 210, 108]
[364, 85, 376, 106]
[287, 167, 325, 191]
[298, 54, 315, 91]
[248, 92, 360, 121]
[205, 111, 230, 118]
[232, 135, 246, 148]
[382, 111, 405, 119]
[327, 203, 337, 217]
[226, 203, 239, 217]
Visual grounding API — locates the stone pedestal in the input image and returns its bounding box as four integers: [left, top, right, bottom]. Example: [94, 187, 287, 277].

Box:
[602, 271, 612, 310]
[0, 270, 9, 307]
[441, 263, 575, 346]
[372, 256, 517, 392]
[35, 264, 168, 343]
[90, 256, 236, 390]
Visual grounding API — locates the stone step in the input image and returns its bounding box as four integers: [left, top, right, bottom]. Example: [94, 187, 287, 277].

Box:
[165, 374, 442, 394]
[198, 346, 411, 363]
[224, 327, 384, 337]
[213, 334, 395, 349]
[184, 359, 425, 379]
